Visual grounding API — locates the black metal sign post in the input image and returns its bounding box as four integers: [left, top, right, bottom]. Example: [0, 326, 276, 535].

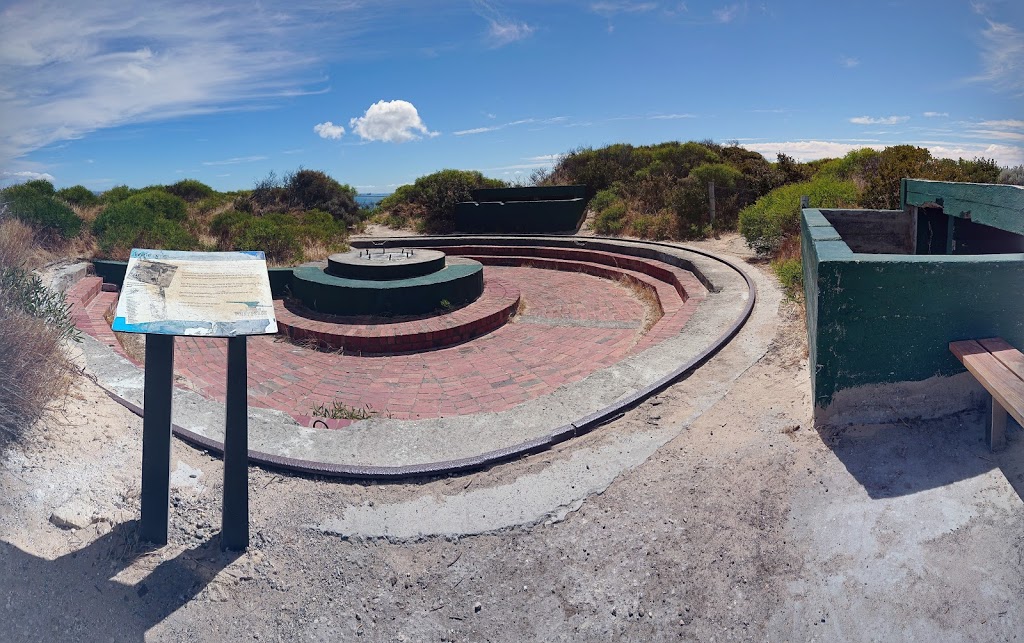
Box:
[140, 334, 175, 545]
[221, 336, 249, 551]
[114, 249, 276, 552]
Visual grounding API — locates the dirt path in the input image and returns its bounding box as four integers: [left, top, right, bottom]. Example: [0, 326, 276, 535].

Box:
[1, 235, 1022, 642]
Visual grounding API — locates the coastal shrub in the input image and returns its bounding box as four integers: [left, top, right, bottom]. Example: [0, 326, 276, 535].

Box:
[999, 165, 1024, 185]
[378, 170, 504, 233]
[211, 209, 345, 263]
[248, 169, 361, 227]
[0, 183, 82, 240]
[631, 209, 677, 240]
[93, 190, 195, 258]
[165, 179, 215, 202]
[55, 185, 100, 207]
[587, 188, 620, 213]
[593, 201, 627, 235]
[739, 177, 858, 255]
[100, 185, 140, 204]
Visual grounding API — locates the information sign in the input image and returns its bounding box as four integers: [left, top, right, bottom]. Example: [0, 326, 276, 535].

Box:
[112, 249, 277, 336]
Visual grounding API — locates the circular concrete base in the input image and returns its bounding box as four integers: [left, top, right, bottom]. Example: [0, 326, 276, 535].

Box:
[292, 256, 485, 316]
[326, 248, 446, 280]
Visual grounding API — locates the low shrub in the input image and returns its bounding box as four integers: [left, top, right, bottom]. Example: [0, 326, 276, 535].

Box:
[55, 185, 100, 207]
[211, 209, 345, 263]
[100, 185, 140, 204]
[377, 170, 505, 233]
[165, 179, 215, 202]
[739, 177, 858, 255]
[1, 183, 82, 240]
[93, 189, 196, 258]
[593, 201, 626, 235]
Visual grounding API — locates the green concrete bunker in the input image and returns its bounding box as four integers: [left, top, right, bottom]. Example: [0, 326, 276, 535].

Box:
[802, 178, 1024, 425]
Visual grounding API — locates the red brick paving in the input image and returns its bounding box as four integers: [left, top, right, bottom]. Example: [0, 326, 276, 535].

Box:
[70, 250, 706, 426]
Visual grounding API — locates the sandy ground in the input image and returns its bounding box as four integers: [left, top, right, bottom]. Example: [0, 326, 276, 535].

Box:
[1, 234, 1022, 642]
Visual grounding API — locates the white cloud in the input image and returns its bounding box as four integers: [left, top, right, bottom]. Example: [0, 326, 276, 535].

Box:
[487, 19, 535, 46]
[590, 2, 658, 17]
[0, 170, 56, 185]
[967, 129, 1024, 142]
[923, 111, 949, 118]
[739, 139, 1024, 167]
[0, 0, 335, 171]
[202, 155, 267, 166]
[850, 115, 910, 125]
[713, 3, 745, 23]
[971, 18, 1024, 93]
[349, 100, 437, 143]
[838, 55, 859, 68]
[648, 113, 697, 120]
[313, 121, 345, 140]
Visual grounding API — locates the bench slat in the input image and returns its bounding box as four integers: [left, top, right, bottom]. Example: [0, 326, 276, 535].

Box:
[950, 339, 1024, 429]
[979, 337, 1024, 383]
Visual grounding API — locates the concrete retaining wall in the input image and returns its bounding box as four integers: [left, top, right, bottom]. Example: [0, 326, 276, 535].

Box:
[802, 206, 1024, 422]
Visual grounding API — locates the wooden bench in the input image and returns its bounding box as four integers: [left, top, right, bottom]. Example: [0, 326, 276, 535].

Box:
[950, 338, 1024, 451]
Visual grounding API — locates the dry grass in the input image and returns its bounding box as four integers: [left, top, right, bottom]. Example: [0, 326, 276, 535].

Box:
[0, 218, 37, 268]
[617, 275, 663, 335]
[0, 310, 74, 450]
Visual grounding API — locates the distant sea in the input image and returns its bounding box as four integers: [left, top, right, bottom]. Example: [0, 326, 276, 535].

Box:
[356, 193, 391, 208]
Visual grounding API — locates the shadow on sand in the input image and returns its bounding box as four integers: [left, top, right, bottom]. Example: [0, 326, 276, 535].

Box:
[0, 521, 240, 642]
[819, 408, 1024, 502]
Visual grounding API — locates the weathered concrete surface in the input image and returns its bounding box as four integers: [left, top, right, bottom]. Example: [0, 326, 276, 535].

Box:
[78, 242, 753, 471]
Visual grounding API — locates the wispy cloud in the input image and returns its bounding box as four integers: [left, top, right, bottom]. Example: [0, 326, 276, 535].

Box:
[971, 17, 1024, 93]
[202, 155, 268, 166]
[838, 55, 859, 68]
[0, 0, 346, 170]
[713, 3, 746, 23]
[850, 115, 910, 125]
[453, 117, 566, 136]
[923, 111, 949, 118]
[475, 1, 534, 47]
[977, 119, 1024, 129]
[349, 99, 438, 143]
[590, 2, 658, 17]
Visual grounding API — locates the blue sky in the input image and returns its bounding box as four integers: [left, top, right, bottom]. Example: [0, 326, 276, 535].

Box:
[1, 0, 1022, 193]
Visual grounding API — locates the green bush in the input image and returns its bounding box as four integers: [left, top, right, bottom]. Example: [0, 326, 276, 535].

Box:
[233, 216, 301, 263]
[93, 190, 195, 258]
[594, 202, 627, 235]
[378, 170, 504, 233]
[587, 188, 620, 213]
[165, 179, 215, 202]
[55, 185, 100, 207]
[771, 258, 803, 299]
[739, 177, 858, 255]
[1, 184, 82, 239]
[100, 185, 140, 204]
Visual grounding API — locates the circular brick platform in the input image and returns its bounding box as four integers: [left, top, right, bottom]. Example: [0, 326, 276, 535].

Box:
[275, 277, 521, 354]
[72, 236, 757, 478]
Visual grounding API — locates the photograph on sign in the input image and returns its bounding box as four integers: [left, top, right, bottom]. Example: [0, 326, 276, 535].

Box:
[112, 249, 277, 336]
